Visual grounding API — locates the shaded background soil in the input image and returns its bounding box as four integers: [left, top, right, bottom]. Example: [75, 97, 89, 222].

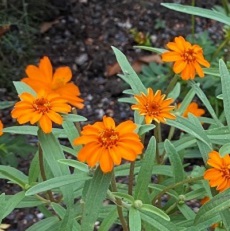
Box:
[0, 0, 224, 230]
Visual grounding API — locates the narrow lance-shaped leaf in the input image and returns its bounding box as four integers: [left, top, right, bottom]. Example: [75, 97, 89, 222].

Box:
[134, 137, 156, 202]
[13, 81, 36, 96]
[81, 168, 112, 231]
[219, 59, 230, 127]
[129, 207, 141, 231]
[194, 188, 230, 225]
[161, 3, 230, 26]
[0, 165, 28, 188]
[25, 173, 91, 196]
[164, 140, 184, 194]
[112, 46, 146, 94]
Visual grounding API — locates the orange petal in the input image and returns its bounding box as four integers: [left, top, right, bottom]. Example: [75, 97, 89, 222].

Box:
[52, 67, 72, 87]
[39, 56, 53, 83]
[99, 150, 113, 173]
[39, 114, 52, 133]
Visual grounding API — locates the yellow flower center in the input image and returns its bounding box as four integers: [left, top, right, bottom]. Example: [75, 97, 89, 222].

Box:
[98, 129, 119, 149]
[33, 98, 51, 114]
[183, 49, 196, 63]
[145, 102, 160, 116]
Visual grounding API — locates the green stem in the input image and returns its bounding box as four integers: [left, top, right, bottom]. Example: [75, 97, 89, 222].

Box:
[128, 161, 135, 195]
[72, 108, 82, 134]
[191, 0, 196, 42]
[110, 170, 129, 231]
[38, 144, 56, 203]
[165, 202, 177, 214]
[154, 122, 162, 164]
[211, 37, 230, 61]
[165, 74, 179, 96]
[153, 176, 203, 205]
[222, 0, 229, 15]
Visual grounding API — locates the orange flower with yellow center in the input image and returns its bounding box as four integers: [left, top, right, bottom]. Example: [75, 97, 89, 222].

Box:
[21, 56, 84, 109]
[131, 88, 176, 124]
[0, 120, 3, 136]
[161, 36, 210, 80]
[178, 102, 205, 118]
[204, 151, 230, 192]
[73, 116, 144, 173]
[11, 91, 71, 133]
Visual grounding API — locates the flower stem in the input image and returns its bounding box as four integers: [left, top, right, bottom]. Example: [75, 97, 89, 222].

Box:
[38, 144, 55, 202]
[153, 176, 203, 205]
[110, 170, 129, 231]
[128, 161, 135, 195]
[165, 74, 179, 96]
[191, 0, 196, 42]
[154, 122, 162, 164]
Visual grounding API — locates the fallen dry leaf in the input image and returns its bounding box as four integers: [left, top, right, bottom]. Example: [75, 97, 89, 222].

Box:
[40, 19, 60, 34]
[0, 25, 11, 37]
[105, 54, 162, 77]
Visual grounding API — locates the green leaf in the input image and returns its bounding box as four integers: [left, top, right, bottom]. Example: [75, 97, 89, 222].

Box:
[176, 87, 195, 116]
[161, 3, 230, 26]
[1, 191, 25, 220]
[98, 207, 118, 231]
[28, 152, 40, 184]
[148, 184, 178, 200]
[134, 137, 156, 201]
[137, 124, 155, 136]
[112, 46, 146, 94]
[13, 81, 36, 95]
[152, 165, 173, 177]
[0, 101, 15, 109]
[164, 140, 184, 193]
[189, 81, 222, 126]
[58, 159, 89, 173]
[134, 46, 167, 54]
[184, 188, 207, 201]
[25, 173, 90, 196]
[38, 130, 74, 205]
[206, 126, 230, 145]
[62, 114, 87, 122]
[118, 97, 136, 104]
[220, 209, 230, 231]
[16, 196, 47, 208]
[111, 192, 134, 204]
[168, 82, 180, 100]
[62, 120, 81, 151]
[0, 165, 28, 188]
[3, 126, 67, 138]
[177, 204, 196, 220]
[167, 116, 212, 149]
[203, 67, 221, 77]
[194, 188, 230, 225]
[129, 207, 141, 231]
[187, 214, 221, 231]
[219, 59, 230, 127]
[81, 168, 112, 231]
[26, 217, 59, 231]
[140, 211, 176, 231]
[140, 204, 170, 221]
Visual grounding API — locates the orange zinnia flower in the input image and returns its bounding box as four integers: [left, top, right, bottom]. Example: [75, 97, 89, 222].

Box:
[73, 116, 144, 173]
[0, 120, 3, 136]
[21, 56, 84, 109]
[178, 102, 205, 118]
[161, 36, 210, 80]
[131, 88, 176, 124]
[204, 151, 230, 192]
[11, 90, 71, 133]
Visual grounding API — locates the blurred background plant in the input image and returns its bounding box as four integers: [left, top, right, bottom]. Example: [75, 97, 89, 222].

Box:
[0, 0, 59, 91]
